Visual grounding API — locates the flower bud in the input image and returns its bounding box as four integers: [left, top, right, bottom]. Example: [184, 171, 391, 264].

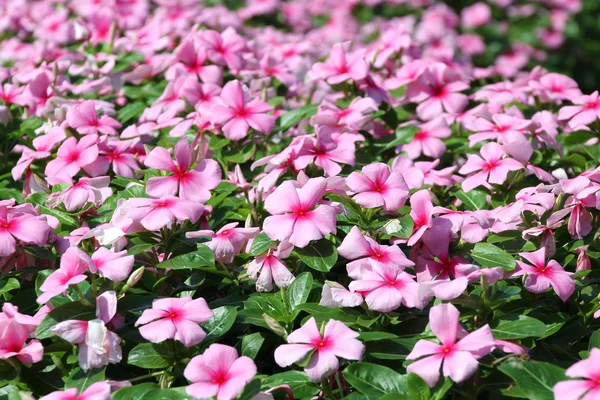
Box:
[127, 267, 145, 288]
[263, 313, 287, 337]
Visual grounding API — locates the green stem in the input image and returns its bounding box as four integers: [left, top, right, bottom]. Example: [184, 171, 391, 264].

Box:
[90, 274, 98, 298]
[321, 378, 337, 400]
[128, 371, 166, 383]
[335, 374, 346, 399]
[72, 285, 93, 307]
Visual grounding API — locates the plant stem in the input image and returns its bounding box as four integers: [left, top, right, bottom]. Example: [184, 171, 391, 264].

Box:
[128, 371, 166, 383]
[321, 378, 337, 399]
[72, 285, 93, 307]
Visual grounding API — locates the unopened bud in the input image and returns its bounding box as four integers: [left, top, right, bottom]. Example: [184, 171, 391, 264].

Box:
[575, 246, 591, 273]
[263, 313, 287, 337]
[127, 267, 145, 288]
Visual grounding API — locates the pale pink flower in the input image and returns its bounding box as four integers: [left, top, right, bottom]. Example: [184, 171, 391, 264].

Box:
[45, 135, 99, 185]
[274, 317, 364, 382]
[554, 348, 600, 400]
[338, 226, 414, 279]
[558, 91, 600, 128]
[310, 42, 369, 84]
[185, 343, 256, 400]
[67, 100, 121, 135]
[135, 297, 213, 347]
[349, 260, 420, 312]
[145, 138, 221, 203]
[514, 247, 575, 302]
[90, 247, 134, 282]
[0, 207, 50, 257]
[458, 142, 523, 192]
[530, 72, 581, 101]
[0, 319, 43, 364]
[407, 303, 495, 387]
[205, 80, 275, 140]
[39, 382, 111, 400]
[461, 2, 491, 29]
[263, 178, 336, 248]
[403, 118, 451, 159]
[346, 163, 410, 212]
[49, 292, 122, 371]
[37, 247, 91, 304]
[186, 222, 259, 264]
[124, 196, 204, 231]
[320, 281, 364, 308]
[247, 241, 295, 292]
[47, 176, 113, 212]
[311, 97, 378, 134]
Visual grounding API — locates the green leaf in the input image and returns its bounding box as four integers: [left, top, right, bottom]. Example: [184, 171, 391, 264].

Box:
[65, 368, 105, 391]
[0, 278, 20, 297]
[237, 378, 262, 400]
[407, 373, 431, 400]
[382, 125, 420, 150]
[589, 329, 600, 350]
[223, 142, 255, 163]
[454, 189, 488, 211]
[358, 331, 398, 341]
[36, 302, 96, 339]
[249, 233, 273, 256]
[382, 214, 414, 239]
[286, 272, 313, 311]
[241, 332, 264, 359]
[279, 104, 318, 132]
[343, 363, 408, 398]
[112, 383, 158, 400]
[498, 360, 566, 400]
[203, 306, 237, 340]
[471, 243, 516, 271]
[128, 343, 174, 369]
[145, 387, 193, 400]
[491, 314, 547, 339]
[127, 243, 157, 256]
[265, 371, 319, 398]
[562, 130, 596, 146]
[155, 245, 215, 270]
[295, 239, 338, 272]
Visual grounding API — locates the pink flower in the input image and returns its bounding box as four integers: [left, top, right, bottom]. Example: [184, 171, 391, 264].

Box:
[199, 28, 246, 72]
[338, 226, 414, 279]
[558, 91, 600, 128]
[466, 114, 531, 146]
[403, 118, 451, 159]
[0, 319, 44, 364]
[145, 138, 221, 203]
[67, 100, 121, 135]
[514, 247, 575, 302]
[461, 2, 491, 29]
[84, 139, 140, 178]
[407, 303, 495, 387]
[0, 207, 50, 257]
[49, 292, 122, 371]
[47, 176, 113, 212]
[458, 142, 524, 192]
[349, 260, 420, 312]
[310, 42, 369, 85]
[206, 80, 275, 140]
[301, 128, 357, 176]
[39, 382, 111, 400]
[408, 189, 435, 246]
[413, 63, 469, 121]
[168, 36, 222, 84]
[311, 97, 378, 133]
[274, 317, 364, 382]
[45, 135, 99, 185]
[554, 348, 600, 400]
[320, 281, 364, 308]
[125, 196, 204, 231]
[263, 177, 337, 248]
[37, 247, 91, 304]
[184, 343, 257, 400]
[12, 126, 65, 180]
[135, 297, 213, 347]
[530, 72, 581, 101]
[346, 163, 410, 212]
[91, 247, 134, 282]
[186, 222, 260, 264]
[248, 241, 295, 292]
